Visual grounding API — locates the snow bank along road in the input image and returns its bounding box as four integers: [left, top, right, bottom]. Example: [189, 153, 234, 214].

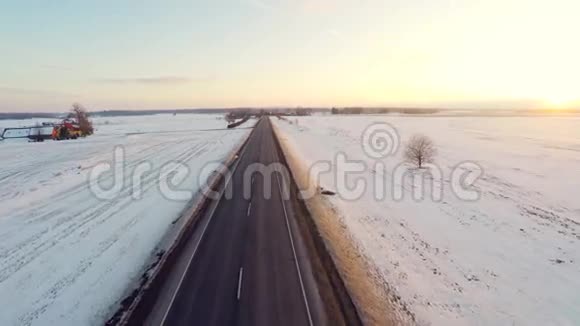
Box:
[0, 114, 250, 325]
[274, 115, 580, 326]
[135, 117, 360, 326]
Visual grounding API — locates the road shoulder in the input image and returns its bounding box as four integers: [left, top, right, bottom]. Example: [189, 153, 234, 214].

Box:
[271, 118, 406, 326]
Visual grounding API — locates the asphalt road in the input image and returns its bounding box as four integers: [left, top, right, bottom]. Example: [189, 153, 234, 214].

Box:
[148, 117, 325, 326]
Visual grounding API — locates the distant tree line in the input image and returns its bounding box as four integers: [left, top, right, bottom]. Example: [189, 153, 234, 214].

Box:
[331, 107, 440, 115]
[0, 112, 61, 120]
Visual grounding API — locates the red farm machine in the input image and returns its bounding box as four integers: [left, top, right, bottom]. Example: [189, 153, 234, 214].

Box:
[1, 118, 92, 142]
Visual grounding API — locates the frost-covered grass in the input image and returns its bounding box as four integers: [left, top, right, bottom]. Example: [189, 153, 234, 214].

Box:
[273, 115, 580, 326]
[0, 114, 250, 325]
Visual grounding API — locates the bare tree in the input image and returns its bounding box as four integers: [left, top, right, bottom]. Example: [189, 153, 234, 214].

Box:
[70, 103, 94, 135]
[404, 134, 436, 168]
[225, 112, 236, 123]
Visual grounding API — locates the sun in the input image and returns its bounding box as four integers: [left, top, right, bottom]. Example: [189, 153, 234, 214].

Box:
[547, 98, 568, 108]
[544, 95, 577, 110]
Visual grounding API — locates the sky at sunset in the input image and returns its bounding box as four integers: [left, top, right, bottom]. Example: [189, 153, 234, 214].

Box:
[1, 0, 579, 112]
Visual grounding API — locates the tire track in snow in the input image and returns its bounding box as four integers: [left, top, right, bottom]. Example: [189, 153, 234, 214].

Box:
[0, 140, 211, 283]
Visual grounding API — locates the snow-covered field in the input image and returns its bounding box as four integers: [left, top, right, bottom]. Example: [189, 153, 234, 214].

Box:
[0, 114, 250, 325]
[273, 115, 580, 326]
